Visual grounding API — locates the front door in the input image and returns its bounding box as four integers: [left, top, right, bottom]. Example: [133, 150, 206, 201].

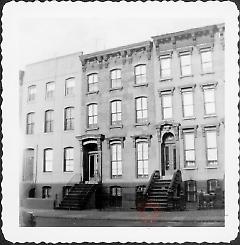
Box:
[88, 151, 99, 183]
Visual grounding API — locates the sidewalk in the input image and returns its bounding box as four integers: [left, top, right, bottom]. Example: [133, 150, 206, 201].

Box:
[20, 207, 225, 224]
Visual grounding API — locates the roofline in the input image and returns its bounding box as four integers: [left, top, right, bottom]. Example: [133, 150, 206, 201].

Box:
[25, 51, 83, 67]
[151, 23, 225, 40]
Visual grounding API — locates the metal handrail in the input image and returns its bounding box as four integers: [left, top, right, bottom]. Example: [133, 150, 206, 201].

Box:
[143, 170, 160, 197]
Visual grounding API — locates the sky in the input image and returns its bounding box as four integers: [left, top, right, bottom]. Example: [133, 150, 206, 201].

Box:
[3, 2, 230, 69]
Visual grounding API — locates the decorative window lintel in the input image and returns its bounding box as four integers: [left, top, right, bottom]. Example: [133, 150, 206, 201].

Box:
[158, 87, 175, 96]
[131, 135, 152, 148]
[200, 82, 218, 91]
[178, 84, 196, 93]
[180, 126, 198, 139]
[158, 50, 173, 60]
[177, 46, 193, 56]
[107, 136, 125, 149]
[201, 124, 220, 137]
[196, 43, 214, 53]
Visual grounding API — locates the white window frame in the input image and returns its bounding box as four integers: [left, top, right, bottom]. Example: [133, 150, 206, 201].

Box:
[183, 131, 196, 168]
[136, 139, 149, 177]
[111, 100, 122, 125]
[179, 52, 192, 76]
[43, 148, 53, 172]
[26, 112, 35, 134]
[161, 92, 173, 120]
[64, 147, 74, 172]
[111, 69, 122, 88]
[135, 64, 146, 85]
[27, 85, 36, 102]
[181, 88, 194, 118]
[205, 129, 218, 166]
[135, 97, 148, 123]
[88, 103, 98, 128]
[64, 107, 74, 130]
[203, 86, 216, 115]
[44, 110, 54, 133]
[200, 48, 213, 74]
[160, 55, 171, 78]
[65, 77, 75, 96]
[87, 73, 98, 92]
[110, 142, 122, 178]
[46, 81, 55, 99]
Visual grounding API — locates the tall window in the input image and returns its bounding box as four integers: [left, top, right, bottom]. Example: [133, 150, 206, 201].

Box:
[161, 93, 173, 119]
[27, 85, 36, 102]
[88, 103, 98, 128]
[111, 143, 122, 177]
[46, 82, 55, 99]
[200, 49, 213, 73]
[136, 97, 148, 123]
[184, 132, 195, 167]
[135, 64, 146, 84]
[137, 141, 148, 177]
[65, 77, 75, 96]
[182, 90, 194, 117]
[23, 148, 34, 181]
[180, 53, 192, 76]
[111, 69, 121, 88]
[26, 112, 35, 134]
[185, 180, 197, 202]
[111, 100, 122, 125]
[43, 148, 53, 172]
[160, 56, 171, 78]
[203, 87, 216, 115]
[42, 186, 51, 199]
[206, 130, 218, 166]
[64, 147, 74, 172]
[44, 110, 54, 133]
[87, 73, 98, 92]
[64, 107, 74, 130]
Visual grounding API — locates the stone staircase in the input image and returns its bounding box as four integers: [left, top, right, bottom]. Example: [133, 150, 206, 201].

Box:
[144, 178, 171, 211]
[56, 183, 96, 210]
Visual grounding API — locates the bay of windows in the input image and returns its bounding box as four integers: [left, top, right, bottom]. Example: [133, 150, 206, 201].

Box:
[44, 110, 54, 133]
[43, 148, 53, 172]
[111, 143, 122, 177]
[184, 132, 195, 167]
[64, 147, 74, 172]
[111, 100, 122, 125]
[64, 107, 74, 130]
[137, 141, 148, 177]
[88, 73, 98, 92]
[88, 103, 98, 128]
[135, 64, 146, 84]
[136, 97, 148, 123]
[111, 69, 121, 88]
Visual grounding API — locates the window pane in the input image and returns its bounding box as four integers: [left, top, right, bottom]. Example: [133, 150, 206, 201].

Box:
[208, 149, 217, 161]
[143, 143, 148, 159]
[181, 55, 191, 65]
[161, 58, 170, 69]
[205, 103, 215, 114]
[182, 66, 191, 76]
[163, 95, 172, 107]
[204, 89, 215, 103]
[184, 105, 193, 117]
[183, 92, 193, 106]
[142, 98, 147, 109]
[201, 51, 212, 63]
[163, 108, 172, 119]
[161, 69, 171, 77]
[206, 131, 217, 148]
[185, 134, 194, 149]
[186, 150, 195, 161]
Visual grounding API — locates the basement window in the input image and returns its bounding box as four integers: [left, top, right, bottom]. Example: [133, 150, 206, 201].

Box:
[42, 186, 51, 199]
[110, 186, 122, 207]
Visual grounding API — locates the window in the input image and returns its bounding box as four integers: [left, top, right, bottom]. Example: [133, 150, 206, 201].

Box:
[62, 186, 72, 198]
[136, 97, 148, 123]
[42, 186, 51, 199]
[23, 148, 34, 181]
[64, 147, 74, 172]
[111, 69, 121, 88]
[185, 180, 197, 202]
[44, 110, 54, 133]
[110, 186, 122, 207]
[160, 56, 171, 78]
[184, 132, 195, 167]
[87, 74, 98, 92]
[161, 93, 172, 119]
[88, 103, 98, 128]
[46, 82, 55, 99]
[43, 149, 53, 172]
[180, 53, 192, 76]
[111, 143, 122, 177]
[182, 90, 194, 117]
[137, 141, 148, 177]
[203, 87, 216, 115]
[135, 64, 146, 84]
[207, 179, 220, 194]
[64, 107, 74, 130]
[206, 130, 218, 166]
[27, 85, 36, 102]
[65, 77, 75, 96]
[200, 49, 213, 73]
[26, 112, 35, 134]
[111, 100, 122, 125]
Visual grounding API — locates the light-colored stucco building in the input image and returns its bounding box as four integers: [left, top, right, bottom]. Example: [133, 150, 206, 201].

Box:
[20, 23, 225, 210]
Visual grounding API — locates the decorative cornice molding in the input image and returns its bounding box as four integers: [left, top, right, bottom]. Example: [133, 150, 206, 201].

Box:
[156, 121, 180, 142]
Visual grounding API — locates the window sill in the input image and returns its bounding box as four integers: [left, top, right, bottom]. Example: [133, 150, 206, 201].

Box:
[205, 166, 218, 169]
[160, 77, 173, 82]
[86, 90, 99, 95]
[133, 83, 148, 88]
[64, 129, 74, 132]
[134, 122, 150, 127]
[183, 117, 196, 120]
[64, 171, 74, 173]
[109, 86, 123, 92]
[183, 167, 197, 170]
[204, 114, 217, 118]
[65, 94, 75, 98]
[110, 124, 123, 129]
[200, 71, 215, 76]
[180, 74, 193, 79]
[44, 132, 54, 134]
[86, 126, 99, 131]
[137, 175, 149, 178]
[111, 176, 122, 179]
[43, 171, 53, 173]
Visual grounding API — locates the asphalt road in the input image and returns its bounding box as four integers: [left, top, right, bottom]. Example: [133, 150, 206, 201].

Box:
[34, 217, 224, 227]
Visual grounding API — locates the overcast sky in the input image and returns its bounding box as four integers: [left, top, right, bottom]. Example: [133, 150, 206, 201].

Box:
[3, 2, 231, 69]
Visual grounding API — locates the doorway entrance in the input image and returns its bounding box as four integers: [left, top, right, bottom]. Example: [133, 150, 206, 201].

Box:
[88, 151, 99, 181]
[161, 132, 176, 177]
